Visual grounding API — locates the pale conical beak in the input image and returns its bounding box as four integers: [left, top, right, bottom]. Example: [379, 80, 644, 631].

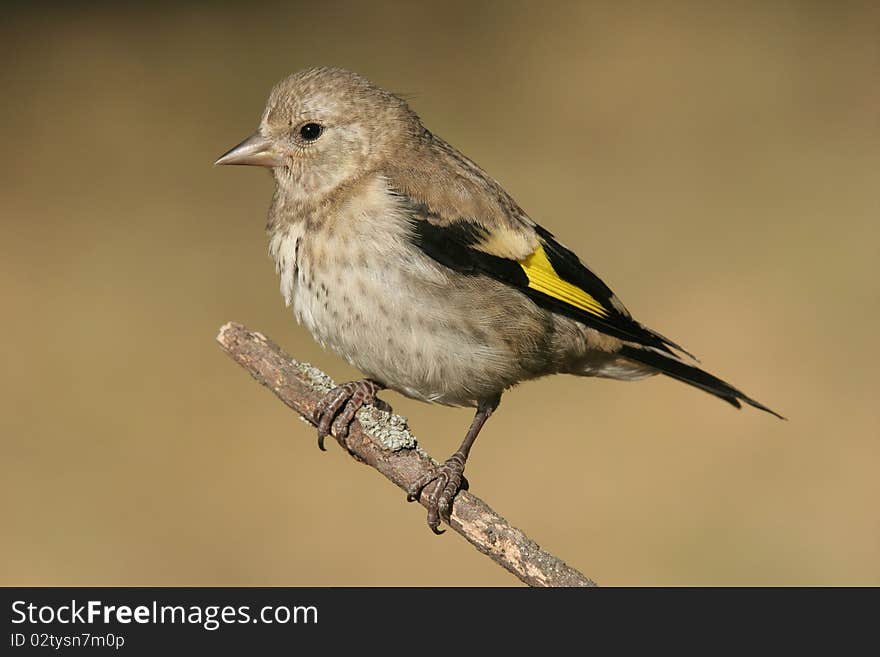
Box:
[215, 132, 283, 167]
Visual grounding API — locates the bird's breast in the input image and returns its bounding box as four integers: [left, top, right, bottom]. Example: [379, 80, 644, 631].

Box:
[267, 178, 549, 406]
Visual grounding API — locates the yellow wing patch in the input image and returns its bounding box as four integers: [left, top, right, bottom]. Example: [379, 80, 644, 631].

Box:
[519, 245, 609, 318]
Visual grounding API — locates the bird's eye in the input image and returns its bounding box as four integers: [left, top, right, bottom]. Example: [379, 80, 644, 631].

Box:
[299, 123, 323, 142]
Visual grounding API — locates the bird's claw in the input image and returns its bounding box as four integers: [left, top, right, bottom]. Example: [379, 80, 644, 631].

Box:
[313, 380, 389, 452]
[406, 453, 468, 534]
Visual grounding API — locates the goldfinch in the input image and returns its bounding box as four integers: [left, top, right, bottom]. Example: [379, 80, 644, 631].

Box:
[216, 67, 782, 533]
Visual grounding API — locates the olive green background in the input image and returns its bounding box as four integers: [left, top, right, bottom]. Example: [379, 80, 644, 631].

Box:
[2, 2, 878, 586]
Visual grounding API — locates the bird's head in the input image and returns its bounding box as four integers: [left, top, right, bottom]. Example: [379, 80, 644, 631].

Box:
[216, 67, 420, 201]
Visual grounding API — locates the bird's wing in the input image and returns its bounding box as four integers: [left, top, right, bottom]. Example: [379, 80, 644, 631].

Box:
[397, 191, 693, 358]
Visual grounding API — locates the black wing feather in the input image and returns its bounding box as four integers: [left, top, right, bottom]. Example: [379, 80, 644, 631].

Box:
[534, 225, 698, 359]
[403, 198, 783, 419]
[407, 207, 689, 356]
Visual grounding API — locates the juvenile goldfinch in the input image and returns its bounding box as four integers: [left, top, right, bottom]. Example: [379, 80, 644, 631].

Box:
[217, 67, 782, 533]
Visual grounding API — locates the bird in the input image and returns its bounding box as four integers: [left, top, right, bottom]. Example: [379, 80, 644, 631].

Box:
[216, 67, 782, 533]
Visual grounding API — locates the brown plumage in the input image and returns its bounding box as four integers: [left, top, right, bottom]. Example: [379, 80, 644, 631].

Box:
[216, 67, 782, 534]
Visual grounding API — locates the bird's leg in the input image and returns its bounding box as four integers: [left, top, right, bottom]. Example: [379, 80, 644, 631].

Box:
[406, 395, 500, 534]
[313, 379, 391, 452]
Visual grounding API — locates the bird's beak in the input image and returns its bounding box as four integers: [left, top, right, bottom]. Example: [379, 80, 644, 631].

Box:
[214, 132, 282, 167]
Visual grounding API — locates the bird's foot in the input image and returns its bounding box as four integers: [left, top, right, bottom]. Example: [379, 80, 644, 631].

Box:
[406, 452, 469, 534]
[314, 379, 390, 452]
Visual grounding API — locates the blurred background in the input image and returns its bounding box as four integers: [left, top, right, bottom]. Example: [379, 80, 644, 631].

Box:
[2, 1, 878, 586]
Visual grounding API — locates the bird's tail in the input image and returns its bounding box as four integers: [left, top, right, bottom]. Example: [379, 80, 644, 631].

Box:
[618, 345, 785, 420]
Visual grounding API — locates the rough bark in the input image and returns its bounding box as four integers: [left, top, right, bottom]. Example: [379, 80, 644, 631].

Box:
[217, 322, 596, 587]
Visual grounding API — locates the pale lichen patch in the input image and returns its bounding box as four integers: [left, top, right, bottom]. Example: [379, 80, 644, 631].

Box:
[293, 361, 335, 393]
[356, 406, 416, 451]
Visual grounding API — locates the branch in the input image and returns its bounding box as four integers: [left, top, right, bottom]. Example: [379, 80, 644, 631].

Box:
[216, 322, 596, 587]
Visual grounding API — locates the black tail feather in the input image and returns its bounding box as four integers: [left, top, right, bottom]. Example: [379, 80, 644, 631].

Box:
[619, 345, 785, 420]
